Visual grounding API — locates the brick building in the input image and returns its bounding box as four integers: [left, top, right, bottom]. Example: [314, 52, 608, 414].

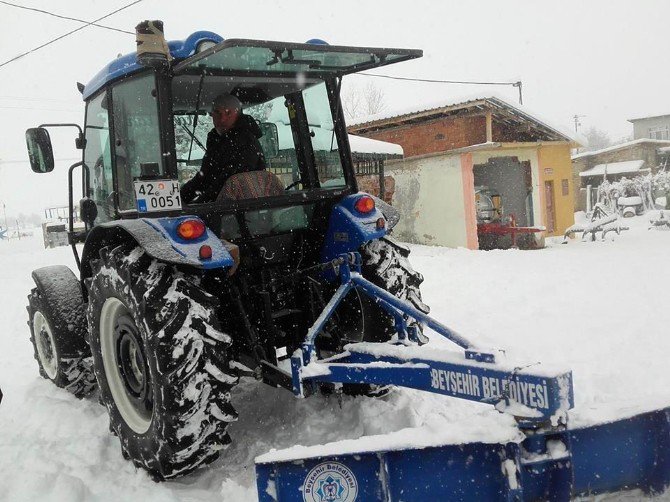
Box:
[348, 97, 580, 248]
[571, 139, 670, 211]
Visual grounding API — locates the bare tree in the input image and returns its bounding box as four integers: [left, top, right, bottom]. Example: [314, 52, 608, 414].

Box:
[363, 82, 386, 116]
[342, 87, 362, 121]
[342, 82, 387, 120]
[583, 126, 612, 151]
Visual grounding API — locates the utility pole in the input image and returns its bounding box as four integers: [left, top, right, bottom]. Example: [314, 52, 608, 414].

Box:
[513, 81, 523, 105]
[573, 114, 586, 133]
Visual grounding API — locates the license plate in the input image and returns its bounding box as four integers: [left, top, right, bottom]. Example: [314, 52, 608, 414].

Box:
[134, 179, 182, 213]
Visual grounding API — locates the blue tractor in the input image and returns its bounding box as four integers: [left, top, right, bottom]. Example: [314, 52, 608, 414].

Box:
[24, 21, 428, 480]
[25, 21, 670, 500]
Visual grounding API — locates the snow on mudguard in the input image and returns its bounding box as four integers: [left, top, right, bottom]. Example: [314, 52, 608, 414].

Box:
[85, 217, 234, 270]
[321, 194, 386, 265]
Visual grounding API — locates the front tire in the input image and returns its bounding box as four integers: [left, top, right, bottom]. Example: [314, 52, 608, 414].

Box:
[86, 243, 238, 480]
[27, 266, 96, 398]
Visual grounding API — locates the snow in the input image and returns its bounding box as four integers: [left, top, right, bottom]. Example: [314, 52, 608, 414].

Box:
[347, 134, 403, 155]
[572, 138, 670, 160]
[617, 195, 643, 206]
[579, 160, 647, 177]
[275, 122, 403, 156]
[1, 218, 670, 500]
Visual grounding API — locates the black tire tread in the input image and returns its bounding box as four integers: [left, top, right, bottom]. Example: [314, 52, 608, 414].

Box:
[86, 242, 237, 480]
[27, 282, 96, 398]
[360, 236, 430, 342]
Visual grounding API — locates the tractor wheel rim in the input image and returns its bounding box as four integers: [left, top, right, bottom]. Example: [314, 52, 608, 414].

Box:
[115, 314, 152, 408]
[33, 311, 58, 379]
[100, 297, 152, 434]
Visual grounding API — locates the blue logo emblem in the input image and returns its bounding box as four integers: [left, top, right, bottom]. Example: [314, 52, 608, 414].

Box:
[137, 199, 147, 212]
[303, 462, 358, 502]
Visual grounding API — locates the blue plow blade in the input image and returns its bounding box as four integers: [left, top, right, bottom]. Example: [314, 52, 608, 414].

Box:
[255, 407, 670, 501]
[254, 254, 670, 500]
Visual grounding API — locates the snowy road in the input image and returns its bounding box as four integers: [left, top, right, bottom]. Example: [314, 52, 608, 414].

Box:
[1, 217, 669, 501]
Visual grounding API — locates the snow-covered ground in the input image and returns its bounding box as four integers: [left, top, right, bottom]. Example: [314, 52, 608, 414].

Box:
[1, 215, 669, 501]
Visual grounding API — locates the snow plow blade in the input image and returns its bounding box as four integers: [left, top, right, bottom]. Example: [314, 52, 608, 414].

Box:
[254, 254, 670, 500]
[255, 407, 670, 501]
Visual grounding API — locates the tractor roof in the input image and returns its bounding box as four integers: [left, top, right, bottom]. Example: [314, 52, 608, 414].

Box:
[82, 31, 223, 100]
[82, 32, 421, 100]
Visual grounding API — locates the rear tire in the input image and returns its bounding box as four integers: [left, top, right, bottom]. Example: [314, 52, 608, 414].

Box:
[360, 236, 430, 343]
[337, 237, 429, 397]
[86, 243, 238, 480]
[27, 266, 96, 398]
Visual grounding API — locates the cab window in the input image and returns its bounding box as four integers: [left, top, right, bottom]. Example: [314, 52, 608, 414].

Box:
[84, 91, 112, 223]
[111, 73, 164, 211]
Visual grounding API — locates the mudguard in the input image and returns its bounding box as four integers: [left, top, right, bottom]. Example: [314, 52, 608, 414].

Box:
[370, 195, 400, 230]
[321, 194, 387, 265]
[80, 217, 233, 282]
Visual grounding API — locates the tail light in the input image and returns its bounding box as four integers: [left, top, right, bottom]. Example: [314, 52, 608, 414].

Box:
[199, 245, 213, 260]
[354, 195, 375, 214]
[177, 219, 206, 240]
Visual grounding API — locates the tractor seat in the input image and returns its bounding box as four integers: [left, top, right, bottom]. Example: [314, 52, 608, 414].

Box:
[217, 170, 284, 201]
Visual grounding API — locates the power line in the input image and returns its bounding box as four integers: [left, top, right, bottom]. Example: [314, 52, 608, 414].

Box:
[357, 72, 520, 87]
[0, 105, 80, 112]
[0, 158, 80, 164]
[0, 0, 142, 69]
[0, 95, 76, 103]
[354, 72, 524, 104]
[0, 1, 133, 35]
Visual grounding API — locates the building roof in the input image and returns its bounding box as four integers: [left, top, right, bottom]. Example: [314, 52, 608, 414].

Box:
[571, 138, 670, 160]
[579, 160, 648, 177]
[628, 113, 670, 123]
[347, 93, 583, 146]
[348, 134, 403, 155]
[275, 123, 402, 157]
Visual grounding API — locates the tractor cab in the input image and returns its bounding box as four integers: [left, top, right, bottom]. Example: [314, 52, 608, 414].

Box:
[27, 30, 420, 248]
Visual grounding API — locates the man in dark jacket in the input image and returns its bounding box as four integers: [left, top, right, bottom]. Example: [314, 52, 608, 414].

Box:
[181, 94, 266, 203]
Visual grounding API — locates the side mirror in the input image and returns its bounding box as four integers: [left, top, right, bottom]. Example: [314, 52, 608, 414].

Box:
[259, 122, 279, 159]
[25, 128, 55, 173]
[80, 198, 98, 226]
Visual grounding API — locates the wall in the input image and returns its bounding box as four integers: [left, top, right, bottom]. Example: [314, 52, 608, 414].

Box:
[632, 116, 670, 140]
[537, 143, 575, 236]
[359, 115, 487, 158]
[387, 154, 470, 247]
[356, 174, 395, 203]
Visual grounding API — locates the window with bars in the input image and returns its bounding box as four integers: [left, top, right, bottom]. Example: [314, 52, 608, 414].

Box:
[649, 126, 669, 140]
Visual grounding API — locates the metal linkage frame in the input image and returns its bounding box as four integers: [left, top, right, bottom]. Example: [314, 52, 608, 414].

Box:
[290, 253, 574, 424]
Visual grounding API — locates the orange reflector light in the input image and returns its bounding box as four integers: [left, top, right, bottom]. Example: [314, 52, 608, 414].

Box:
[354, 195, 375, 214]
[177, 219, 206, 240]
[376, 217, 386, 230]
[199, 245, 212, 260]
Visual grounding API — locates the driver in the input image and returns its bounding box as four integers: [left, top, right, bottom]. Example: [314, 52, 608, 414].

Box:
[181, 94, 266, 204]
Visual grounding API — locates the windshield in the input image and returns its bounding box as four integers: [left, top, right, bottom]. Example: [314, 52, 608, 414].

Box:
[172, 79, 348, 203]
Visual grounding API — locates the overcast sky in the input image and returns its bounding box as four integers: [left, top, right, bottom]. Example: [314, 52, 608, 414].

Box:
[1, 0, 668, 217]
